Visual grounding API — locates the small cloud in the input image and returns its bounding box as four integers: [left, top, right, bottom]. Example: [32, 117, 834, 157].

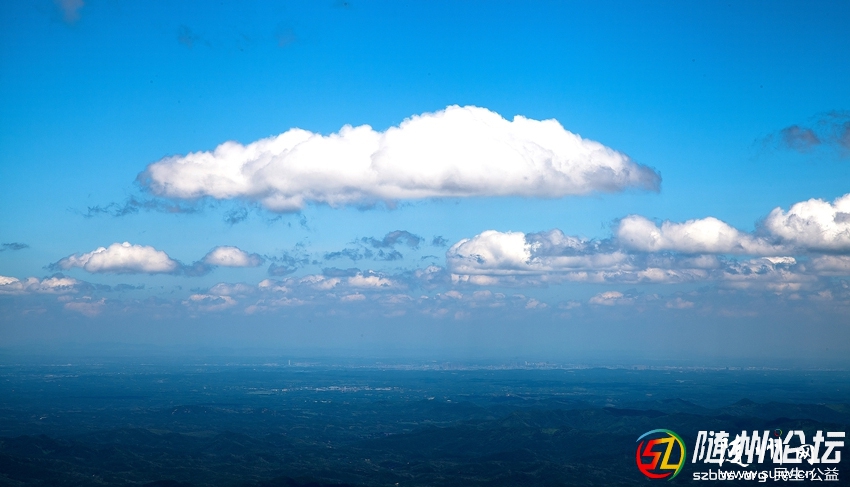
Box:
[442, 290, 463, 300]
[55, 0, 84, 24]
[340, 293, 366, 302]
[362, 230, 423, 249]
[113, 283, 144, 292]
[0, 274, 82, 295]
[350, 273, 394, 288]
[431, 236, 449, 247]
[224, 207, 249, 225]
[765, 111, 850, 155]
[183, 293, 237, 312]
[324, 248, 372, 261]
[268, 263, 296, 276]
[208, 282, 255, 297]
[376, 249, 403, 261]
[589, 291, 634, 306]
[202, 246, 264, 267]
[325, 231, 422, 263]
[64, 297, 105, 317]
[0, 243, 28, 252]
[80, 196, 200, 218]
[780, 125, 820, 152]
[268, 250, 309, 276]
[413, 265, 450, 289]
[616, 215, 781, 255]
[665, 297, 694, 309]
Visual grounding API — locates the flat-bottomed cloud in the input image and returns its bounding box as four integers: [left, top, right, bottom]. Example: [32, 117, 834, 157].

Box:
[616, 215, 781, 255]
[140, 105, 661, 211]
[56, 242, 179, 274]
[202, 246, 264, 267]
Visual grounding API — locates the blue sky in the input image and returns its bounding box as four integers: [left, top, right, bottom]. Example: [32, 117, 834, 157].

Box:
[1, 1, 849, 364]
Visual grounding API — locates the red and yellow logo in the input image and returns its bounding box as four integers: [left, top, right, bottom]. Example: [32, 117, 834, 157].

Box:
[636, 429, 686, 480]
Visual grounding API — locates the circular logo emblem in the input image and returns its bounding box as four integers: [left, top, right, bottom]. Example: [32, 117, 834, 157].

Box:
[636, 429, 686, 480]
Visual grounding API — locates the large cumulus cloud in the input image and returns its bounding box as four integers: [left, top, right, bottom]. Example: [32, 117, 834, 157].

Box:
[139, 105, 660, 211]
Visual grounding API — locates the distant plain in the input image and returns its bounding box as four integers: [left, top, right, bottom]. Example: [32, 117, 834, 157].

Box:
[1, 359, 847, 486]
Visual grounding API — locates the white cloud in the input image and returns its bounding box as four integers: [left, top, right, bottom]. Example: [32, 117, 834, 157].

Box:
[414, 265, 450, 288]
[445, 227, 827, 287]
[446, 193, 850, 287]
[244, 296, 304, 314]
[57, 242, 179, 274]
[616, 193, 850, 255]
[203, 246, 264, 267]
[197, 271, 398, 314]
[809, 255, 850, 275]
[184, 294, 237, 312]
[294, 272, 397, 290]
[719, 257, 812, 292]
[447, 229, 631, 278]
[665, 297, 694, 309]
[265, 272, 399, 296]
[451, 274, 503, 285]
[763, 193, 850, 251]
[447, 230, 533, 275]
[347, 274, 395, 288]
[258, 279, 290, 293]
[208, 282, 256, 295]
[616, 215, 779, 254]
[140, 105, 660, 211]
[39, 276, 81, 292]
[381, 293, 414, 305]
[299, 275, 341, 290]
[0, 275, 82, 295]
[589, 291, 633, 306]
[64, 297, 105, 317]
[340, 293, 366, 302]
[631, 267, 710, 284]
